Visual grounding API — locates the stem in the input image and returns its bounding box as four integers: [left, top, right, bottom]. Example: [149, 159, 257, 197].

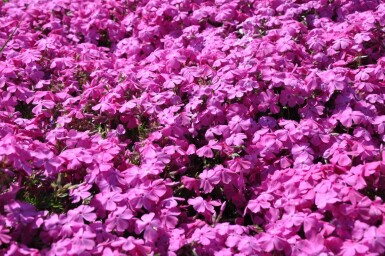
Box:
[0, 23, 19, 55]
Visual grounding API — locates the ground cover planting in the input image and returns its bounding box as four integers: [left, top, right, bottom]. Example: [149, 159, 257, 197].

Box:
[1, 0, 385, 255]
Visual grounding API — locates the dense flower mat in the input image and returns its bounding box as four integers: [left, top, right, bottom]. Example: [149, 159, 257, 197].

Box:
[1, 0, 385, 255]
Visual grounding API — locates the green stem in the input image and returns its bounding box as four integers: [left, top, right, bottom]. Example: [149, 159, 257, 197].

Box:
[0, 23, 19, 54]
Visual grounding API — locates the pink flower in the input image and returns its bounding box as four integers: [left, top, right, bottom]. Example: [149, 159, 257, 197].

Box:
[69, 228, 96, 254]
[196, 140, 221, 158]
[199, 169, 221, 193]
[70, 184, 92, 203]
[225, 133, 247, 146]
[339, 107, 364, 127]
[94, 192, 125, 212]
[247, 193, 274, 213]
[135, 213, 161, 243]
[228, 116, 252, 133]
[0, 225, 11, 246]
[69, 205, 97, 222]
[111, 237, 150, 254]
[160, 207, 180, 229]
[188, 197, 219, 214]
[315, 181, 341, 209]
[105, 206, 133, 232]
[340, 240, 369, 256]
[190, 225, 217, 246]
[213, 164, 237, 184]
[258, 233, 290, 253]
[17, 49, 42, 64]
[363, 226, 385, 253]
[227, 158, 251, 173]
[373, 116, 385, 134]
[324, 140, 352, 166]
[332, 38, 351, 51]
[293, 234, 326, 256]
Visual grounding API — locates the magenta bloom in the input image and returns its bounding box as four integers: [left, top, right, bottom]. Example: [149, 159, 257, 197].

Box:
[1, 0, 385, 255]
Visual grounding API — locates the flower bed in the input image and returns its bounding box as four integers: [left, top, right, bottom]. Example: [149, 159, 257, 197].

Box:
[1, 0, 385, 255]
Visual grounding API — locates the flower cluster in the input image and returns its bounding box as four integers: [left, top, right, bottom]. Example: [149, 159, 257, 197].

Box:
[1, 0, 385, 255]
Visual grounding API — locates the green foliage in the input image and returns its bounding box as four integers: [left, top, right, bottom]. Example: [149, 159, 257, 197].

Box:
[0, 167, 15, 192]
[360, 186, 385, 201]
[346, 55, 368, 69]
[177, 244, 198, 256]
[49, 81, 65, 93]
[17, 172, 74, 213]
[118, 74, 127, 83]
[125, 117, 153, 147]
[95, 123, 110, 138]
[75, 69, 90, 89]
[98, 30, 111, 48]
[128, 151, 141, 165]
[15, 101, 34, 119]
